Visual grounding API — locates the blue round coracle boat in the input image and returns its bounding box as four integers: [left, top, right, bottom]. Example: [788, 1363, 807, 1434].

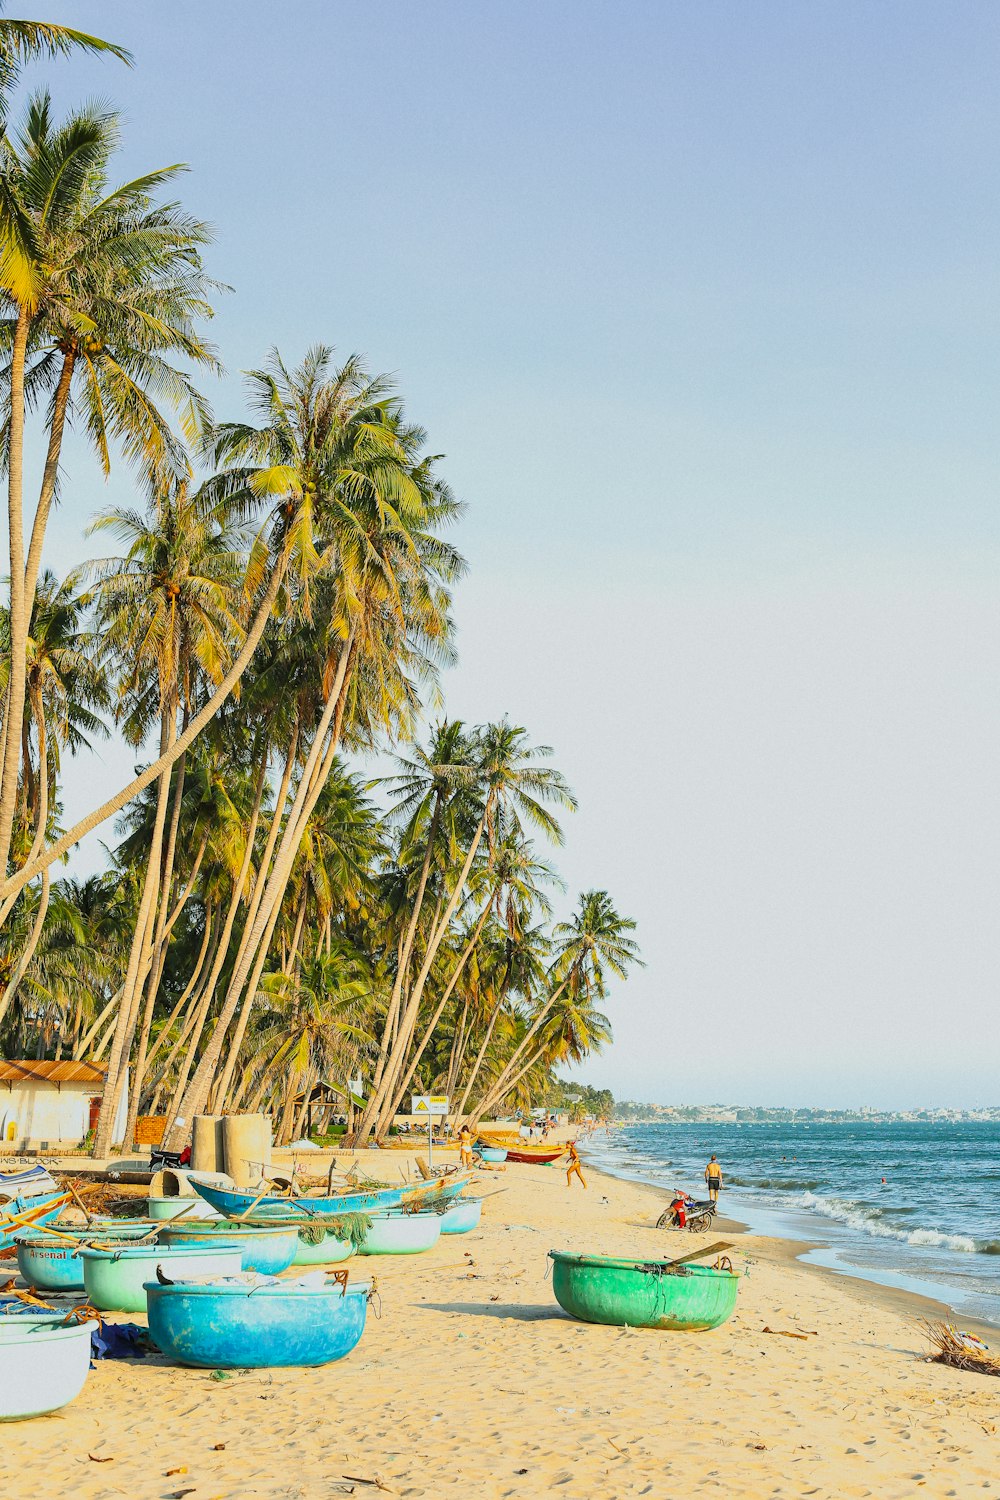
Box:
[438, 1198, 483, 1235]
[145, 1275, 372, 1368]
[158, 1220, 297, 1274]
[14, 1224, 153, 1291]
[476, 1146, 507, 1163]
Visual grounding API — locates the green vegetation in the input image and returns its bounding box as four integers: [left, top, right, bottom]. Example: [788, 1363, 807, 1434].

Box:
[0, 18, 641, 1150]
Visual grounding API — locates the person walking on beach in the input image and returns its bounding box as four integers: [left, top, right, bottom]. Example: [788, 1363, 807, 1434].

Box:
[458, 1126, 474, 1168]
[566, 1141, 587, 1189]
[704, 1154, 722, 1203]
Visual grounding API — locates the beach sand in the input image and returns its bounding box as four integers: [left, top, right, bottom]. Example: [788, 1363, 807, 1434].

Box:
[7, 1150, 1000, 1499]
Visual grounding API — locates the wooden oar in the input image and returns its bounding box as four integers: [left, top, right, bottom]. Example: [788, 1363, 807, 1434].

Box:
[662, 1240, 733, 1268]
[65, 1181, 94, 1225]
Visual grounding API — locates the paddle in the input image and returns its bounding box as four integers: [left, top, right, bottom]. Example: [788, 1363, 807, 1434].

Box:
[66, 1181, 94, 1226]
[660, 1240, 733, 1268]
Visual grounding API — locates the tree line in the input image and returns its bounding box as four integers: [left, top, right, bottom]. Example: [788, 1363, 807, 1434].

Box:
[0, 13, 641, 1152]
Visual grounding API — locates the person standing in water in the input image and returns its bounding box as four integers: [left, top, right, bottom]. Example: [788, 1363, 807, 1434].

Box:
[704, 1154, 723, 1203]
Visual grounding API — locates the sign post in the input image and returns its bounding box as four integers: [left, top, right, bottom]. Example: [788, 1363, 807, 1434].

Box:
[411, 1095, 448, 1169]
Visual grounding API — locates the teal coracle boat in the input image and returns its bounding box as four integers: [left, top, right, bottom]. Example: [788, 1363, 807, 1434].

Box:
[357, 1209, 442, 1256]
[14, 1224, 150, 1292]
[292, 1227, 356, 1266]
[476, 1146, 507, 1163]
[0, 1315, 98, 1420]
[158, 1220, 297, 1274]
[80, 1242, 244, 1313]
[145, 1275, 371, 1368]
[548, 1251, 739, 1331]
[439, 1198, 483, 1234]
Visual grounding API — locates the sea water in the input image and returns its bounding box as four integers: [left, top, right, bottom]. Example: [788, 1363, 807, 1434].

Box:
[585, 1120, 1000, 1326]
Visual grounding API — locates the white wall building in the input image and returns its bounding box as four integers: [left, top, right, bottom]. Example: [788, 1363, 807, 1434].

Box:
[0, 1060, 128, 1150]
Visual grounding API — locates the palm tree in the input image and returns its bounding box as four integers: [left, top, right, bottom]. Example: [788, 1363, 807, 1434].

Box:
[0, 570, 107, 1023]
[160, 348, 463, 1149]
[354, 719, 576, 1141]
[469, 890, 641, 1126]
[85, 472, 247, 1155]
[241, 946, 371, 1143]
[0, 91, 219, 887]
[0, 8, 129, 128]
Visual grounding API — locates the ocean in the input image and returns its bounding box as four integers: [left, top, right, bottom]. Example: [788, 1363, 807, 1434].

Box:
[584, 1119, 1000, 1326]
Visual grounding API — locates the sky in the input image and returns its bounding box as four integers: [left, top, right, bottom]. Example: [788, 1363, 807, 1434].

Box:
[16, 1, 1000, 1109]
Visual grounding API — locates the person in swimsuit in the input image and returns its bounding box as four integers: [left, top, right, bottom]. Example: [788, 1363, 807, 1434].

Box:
[458, 1126, 474, 1168]
[704, 1154, 722, 1203]
[566, 1141, 587, 1189]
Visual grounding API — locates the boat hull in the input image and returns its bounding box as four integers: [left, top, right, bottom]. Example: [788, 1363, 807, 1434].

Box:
[146, 1277, 370, 1368]
[0, 1190, 70, 1251]
[358, 1210, 442, 1256]
[549, 1251, 739, 1331]
[14, 1225, 150, 1291]
[159, 1221, 297, 1274]
[504, 1147, 565, 1165]
[439, 1199, 483, 1234]
[191, 1173, 469, 1220]
[292, 1228, 355, 1266]
[0, 1316, 97, 1420]
[148, 1195, 222, 1221]
[80, 1243, 243, 1313]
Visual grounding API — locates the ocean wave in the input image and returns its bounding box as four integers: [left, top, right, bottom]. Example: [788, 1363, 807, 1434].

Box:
[797, 1191, 996, 1254]
[728, 1176, 821, 1191]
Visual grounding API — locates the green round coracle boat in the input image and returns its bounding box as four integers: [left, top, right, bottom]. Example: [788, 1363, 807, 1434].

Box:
[548, 1250, 739, 1331]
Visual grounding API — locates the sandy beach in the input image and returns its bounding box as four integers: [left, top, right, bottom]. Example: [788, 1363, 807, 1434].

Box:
[7, 1150, 1000, 1500]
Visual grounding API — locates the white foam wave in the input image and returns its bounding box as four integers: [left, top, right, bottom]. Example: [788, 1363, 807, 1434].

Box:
[799, 1192, 978, 1254]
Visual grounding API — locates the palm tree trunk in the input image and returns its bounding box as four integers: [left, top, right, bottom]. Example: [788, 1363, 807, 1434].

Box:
[146, 914, 222, 1113]
[445, 999, 470, 1103]
[245, 723, 298, 927]
[1, 536, 293, 908]
[123, 744, 190, 1147]
[23, 346, 75, 618]
[370, 794, 442, 1096]
[93, 703, 177, 1157]
[455, 1001, 506, 1121]
[291, 1064, 316, 1141]
[469, 982, 567, 1125]
[0, 681, 50, 1028]
[208, 883, 283, 1111]
[140, 903, 214, 1097]
[159, 756, 269, 1131]
[355, 805, 489, 1142]
[163, 632, 355, 1148]
[75, 986, 123, 1060]
[0, 308, 32, 882]
[210, 683, 352, 1115]
[379, 898, 493, 1133]
[470, 1041, 551, 1124]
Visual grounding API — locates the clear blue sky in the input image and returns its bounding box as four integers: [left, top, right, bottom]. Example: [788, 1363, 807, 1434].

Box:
[24, 2, 1000, 1108]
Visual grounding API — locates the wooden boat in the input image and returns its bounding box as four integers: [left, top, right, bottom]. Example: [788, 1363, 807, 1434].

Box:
[79, 1241, 244, 1313]
[0, 1167, 71, 1251]
[503, 1145, 566, 1165]
[548, 1250, 739, 1331]
[191, 1171, 469, 1220]
[14, 1224, 151, 1292]
[158, 1220, 297, 1275]
[438, 1198, 483, 1235]
[0, 1314, 98, 1420]
[357, 1209, 442, 1256]
[146, 1274, 371, 1368]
